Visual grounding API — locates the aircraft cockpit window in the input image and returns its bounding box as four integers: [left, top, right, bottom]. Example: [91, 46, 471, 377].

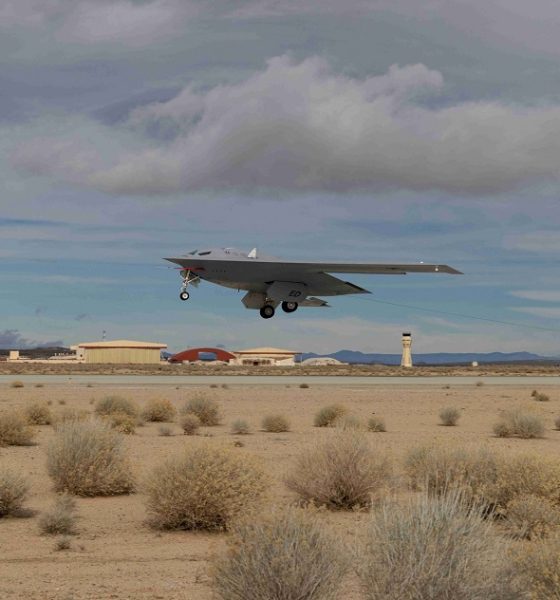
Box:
[198, 251, 211, 256]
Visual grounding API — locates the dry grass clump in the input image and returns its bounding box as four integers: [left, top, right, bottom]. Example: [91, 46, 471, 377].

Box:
[555, 416, 560, 431]
[504, 494, 560, 540]
[180, 414, 200, 435]
[55, 407, 89, 424]
[439, 406, 460, 426]
[0, 411, 36, 446]
[103, 412, 136, 434]
[94, 396, 138, 418]
[285, 430, 392, 510]
[514, 536, 560, 599]
[313, 404, 347, 427]
[145, 444, 268, 530]
[299, 382, 310, 389]
[39, 494, 78, 535]
[0, 468, 29, 517]
[158, 425, 173, 436]
[367, 417, 386, 432]
[337, 415, 364, 430]
[212, 508, 349, 600]
[10, 380, 24, 388]
[493, 409, 545, 439]
[231, 419, 251, 435]
[262, 414, 290, 433]
[47, 420, 135, 496]
[25, 402, 53, 425]
[358, 492, 520, 600]
[181, 395, 221, 426]
[532, 389, 550, 402]
[54, 536, 72, 551]
[142, 398, 176, 422]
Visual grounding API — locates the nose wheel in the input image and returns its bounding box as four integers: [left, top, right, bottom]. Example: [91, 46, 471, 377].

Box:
[178, 270, 200, 302]
[259, 305, 275, 319]
[179, 291, 190, 301]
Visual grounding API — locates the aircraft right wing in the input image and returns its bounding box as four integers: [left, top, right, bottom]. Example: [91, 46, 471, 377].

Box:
[302, 262, 463, 275]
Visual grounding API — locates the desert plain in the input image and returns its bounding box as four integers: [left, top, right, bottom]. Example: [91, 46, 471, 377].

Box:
[1, 376, 560, 599]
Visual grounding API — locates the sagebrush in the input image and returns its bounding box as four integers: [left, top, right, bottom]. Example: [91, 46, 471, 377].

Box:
[180, 414, 200, 435]
[231, 419, 251, 435]
[439, 406, 460, 426]
[25, 402, 52, 425]
[367, 417, 386, 432]
[142, 398, 176, 422]
[181, 395, 221, 426]
[358, 492, 521, 600]
[262, 414, 290, 433]
[0, 468, 29, 517]
[145, 444, 268, 530]
[95, 396, 139, 418]
[313, 404, 346, 427]
[47, 420, 135, 496]
[0, 411, 35, 446]
[212, 508, 349, 600]
[285, 430, 392, 509]
[39, 494, 78, 535]
[493, 409, 544, 439]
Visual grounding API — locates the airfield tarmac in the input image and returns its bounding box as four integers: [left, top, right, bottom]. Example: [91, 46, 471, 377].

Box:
[1, 379, 560, 599]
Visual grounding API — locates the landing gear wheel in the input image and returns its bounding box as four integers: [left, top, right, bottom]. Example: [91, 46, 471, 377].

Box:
[281, 301, 298, 313]
[260, 305, 275, 319]
[179, 291, 190, 301]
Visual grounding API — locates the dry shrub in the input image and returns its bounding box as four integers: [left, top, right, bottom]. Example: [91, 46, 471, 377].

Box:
[0, 411, 35, 446]
[404, 445, 500, 514]
[514, 536, 560, 599]
[10, 380, 24, 388]
[555, 416, 560, 431]
[231, 419, 251, 435]
[358, 492, 521, 600]
[504, 494, 560, 540]
[534, 392, 550, 402]
[299, 383, 310, 389]
[54, 536, 71, 551]
[55, 408, 89, 424]
[439, 406, 460, 426]
[337, 415, 364, 430]
[145, 444, 268, 530]
[47, 420, 135, 496]
[367, 417, 386, 432]
[181, 395, 221, 425]
[158, 425, 173, 436]
[95, 396, 138, 418]
[180, 414, 200, 435]
[39, 494, 78, 535]
[262, 414, 290, 433]
[142, 398, 176, 422]
[0, 468, 29, 517]
[313, 404, 346, 427]
[212, 508, 349, 600]
[103, 412, 136, 434]
[493, 409, 544, 439]
[285, 430, 392, 509]
[25, 402, 52, 425]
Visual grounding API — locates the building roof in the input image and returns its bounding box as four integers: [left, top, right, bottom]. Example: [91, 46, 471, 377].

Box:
[78, 339, 167, 349]
[235, 346, 299, 355]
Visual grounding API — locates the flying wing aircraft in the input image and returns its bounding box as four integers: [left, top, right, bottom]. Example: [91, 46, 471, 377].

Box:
[164, 247, 462, 319]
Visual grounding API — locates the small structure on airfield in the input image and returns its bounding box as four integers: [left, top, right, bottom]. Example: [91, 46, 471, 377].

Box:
[401, 333, 413, 368]
[231, 347, 300, 366]
[169, 347, 237, 363]
[77, 340, 167, 364]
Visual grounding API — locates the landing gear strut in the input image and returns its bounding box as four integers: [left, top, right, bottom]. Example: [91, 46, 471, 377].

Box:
[259, 304, 275, 319]
[281, 301, 298, 313]
[179, 270, 199, 302]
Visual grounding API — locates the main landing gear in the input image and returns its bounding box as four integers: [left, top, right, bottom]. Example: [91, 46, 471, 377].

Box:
[259, 301, 299, 318]
[259, 305, 275, 319]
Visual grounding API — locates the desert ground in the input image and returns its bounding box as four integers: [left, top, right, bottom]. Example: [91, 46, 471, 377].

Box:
[1, 379, 560, 599]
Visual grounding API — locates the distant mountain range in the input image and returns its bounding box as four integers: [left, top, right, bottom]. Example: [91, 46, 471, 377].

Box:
[301, 350, 555, 365]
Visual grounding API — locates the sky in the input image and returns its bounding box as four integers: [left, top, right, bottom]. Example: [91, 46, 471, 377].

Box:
[2, 0, 560, 355]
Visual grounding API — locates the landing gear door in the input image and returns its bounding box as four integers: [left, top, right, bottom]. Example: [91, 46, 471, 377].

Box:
[266, 281, 307, 303]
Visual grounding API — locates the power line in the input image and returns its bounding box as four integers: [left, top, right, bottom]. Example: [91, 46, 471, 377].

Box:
[351, 295, 560, 333]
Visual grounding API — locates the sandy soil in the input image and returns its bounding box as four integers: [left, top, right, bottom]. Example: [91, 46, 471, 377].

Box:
[1, 380, 560, 599]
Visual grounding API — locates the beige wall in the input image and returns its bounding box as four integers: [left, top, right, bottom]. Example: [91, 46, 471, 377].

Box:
[83, 348, 162, 364]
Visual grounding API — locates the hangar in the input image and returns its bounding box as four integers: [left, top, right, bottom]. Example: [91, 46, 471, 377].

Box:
[169, 347, 237, 363]
[77, 340, 167, 364]
[231, 347, 300, 367]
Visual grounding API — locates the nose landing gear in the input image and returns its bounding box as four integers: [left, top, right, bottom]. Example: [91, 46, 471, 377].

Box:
[179, 270, 199, 302]
[179, 291, 190, 301]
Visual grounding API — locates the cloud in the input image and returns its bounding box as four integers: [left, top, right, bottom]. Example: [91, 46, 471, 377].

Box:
[0, 0, 199, 46]
[504, 231, 560, 253]
[0, 329, 63, 348]
[12, 56, 560, 197]
[510, 290, 560, 302]
[511, 307, 560, 319]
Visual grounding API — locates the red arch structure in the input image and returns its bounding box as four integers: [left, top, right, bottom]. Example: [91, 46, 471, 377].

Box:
[169, 347, 237, 363]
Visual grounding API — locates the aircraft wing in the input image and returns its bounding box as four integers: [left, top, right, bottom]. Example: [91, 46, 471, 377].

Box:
[300, 262, 463, 275]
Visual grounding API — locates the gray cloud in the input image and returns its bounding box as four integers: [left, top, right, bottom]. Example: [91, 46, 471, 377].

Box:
[0, 328, 63, 348]
[11, 56, 560, 196]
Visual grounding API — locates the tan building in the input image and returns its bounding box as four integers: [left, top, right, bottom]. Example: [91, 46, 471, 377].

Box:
[77, 339, 167, 364]
[232, 347, 300, 366]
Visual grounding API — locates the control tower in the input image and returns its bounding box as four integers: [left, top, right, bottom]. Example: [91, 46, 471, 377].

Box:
[401, 332, 413, 368]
